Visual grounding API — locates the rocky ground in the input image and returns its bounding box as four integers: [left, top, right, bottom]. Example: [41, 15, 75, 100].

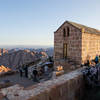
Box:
[0, 73, 34, 88]
[0, 70, 53, 88]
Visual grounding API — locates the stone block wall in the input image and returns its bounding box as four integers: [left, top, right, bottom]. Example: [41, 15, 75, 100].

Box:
[82, 32, 100, 63]
[54, 21, 100, 67]
[54, 22, 82, 69]
[0, 68, 85, 100]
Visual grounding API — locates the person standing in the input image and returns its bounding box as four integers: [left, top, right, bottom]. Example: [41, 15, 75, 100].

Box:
[33, 68, 38, 82]
[44, 65, 49, 75]
[44, 65, 48, 72]
[24, 66, 28, 78]
[19, 66, 23, 77]
[99, 55, 100, 63]
[95, 55, 99, 64]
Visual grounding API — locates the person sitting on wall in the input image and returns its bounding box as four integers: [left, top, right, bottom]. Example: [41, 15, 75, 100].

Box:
[95, 55, 99, 64]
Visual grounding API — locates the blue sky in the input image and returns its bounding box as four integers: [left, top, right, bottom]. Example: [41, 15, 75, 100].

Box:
[0, 0, 100, 46]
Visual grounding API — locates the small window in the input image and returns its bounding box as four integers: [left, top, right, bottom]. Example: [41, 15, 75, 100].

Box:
[67, 27, 70, 36]
[63, 28, 66, 37]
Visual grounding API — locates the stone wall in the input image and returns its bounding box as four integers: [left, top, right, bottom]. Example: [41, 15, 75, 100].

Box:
[82, 32, 100, 63]
[0, 68, 85, 100]
[54, 23, 82, 63]
[54, 21, 100, 67]
[54, 22, 82, 70]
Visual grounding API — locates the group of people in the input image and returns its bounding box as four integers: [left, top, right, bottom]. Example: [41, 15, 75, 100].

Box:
[19, 64, 49, 82]
[85, 55, 100, 67]
[82, 55, 100, 87]
[82, 64, 100, 87]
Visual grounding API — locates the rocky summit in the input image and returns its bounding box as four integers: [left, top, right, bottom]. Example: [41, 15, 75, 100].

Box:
[0, 50, 48, 70]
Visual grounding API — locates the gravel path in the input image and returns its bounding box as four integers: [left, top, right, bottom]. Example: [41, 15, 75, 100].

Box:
[0, 71, 53, 88]
[0, 73, 35, 88]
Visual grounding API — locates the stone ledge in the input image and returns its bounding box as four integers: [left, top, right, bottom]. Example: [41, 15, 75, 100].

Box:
[0, 68, 85, 100]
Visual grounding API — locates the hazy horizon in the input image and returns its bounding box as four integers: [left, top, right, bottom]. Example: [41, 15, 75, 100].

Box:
[0, 45, 53, 49]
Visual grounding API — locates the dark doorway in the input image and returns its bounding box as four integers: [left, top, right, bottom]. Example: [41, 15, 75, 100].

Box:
[63, 43, 67, 59]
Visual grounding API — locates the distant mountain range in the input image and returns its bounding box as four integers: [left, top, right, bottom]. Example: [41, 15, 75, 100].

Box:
[0, 47, 54, 56]
[0, 48, 54, 69]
